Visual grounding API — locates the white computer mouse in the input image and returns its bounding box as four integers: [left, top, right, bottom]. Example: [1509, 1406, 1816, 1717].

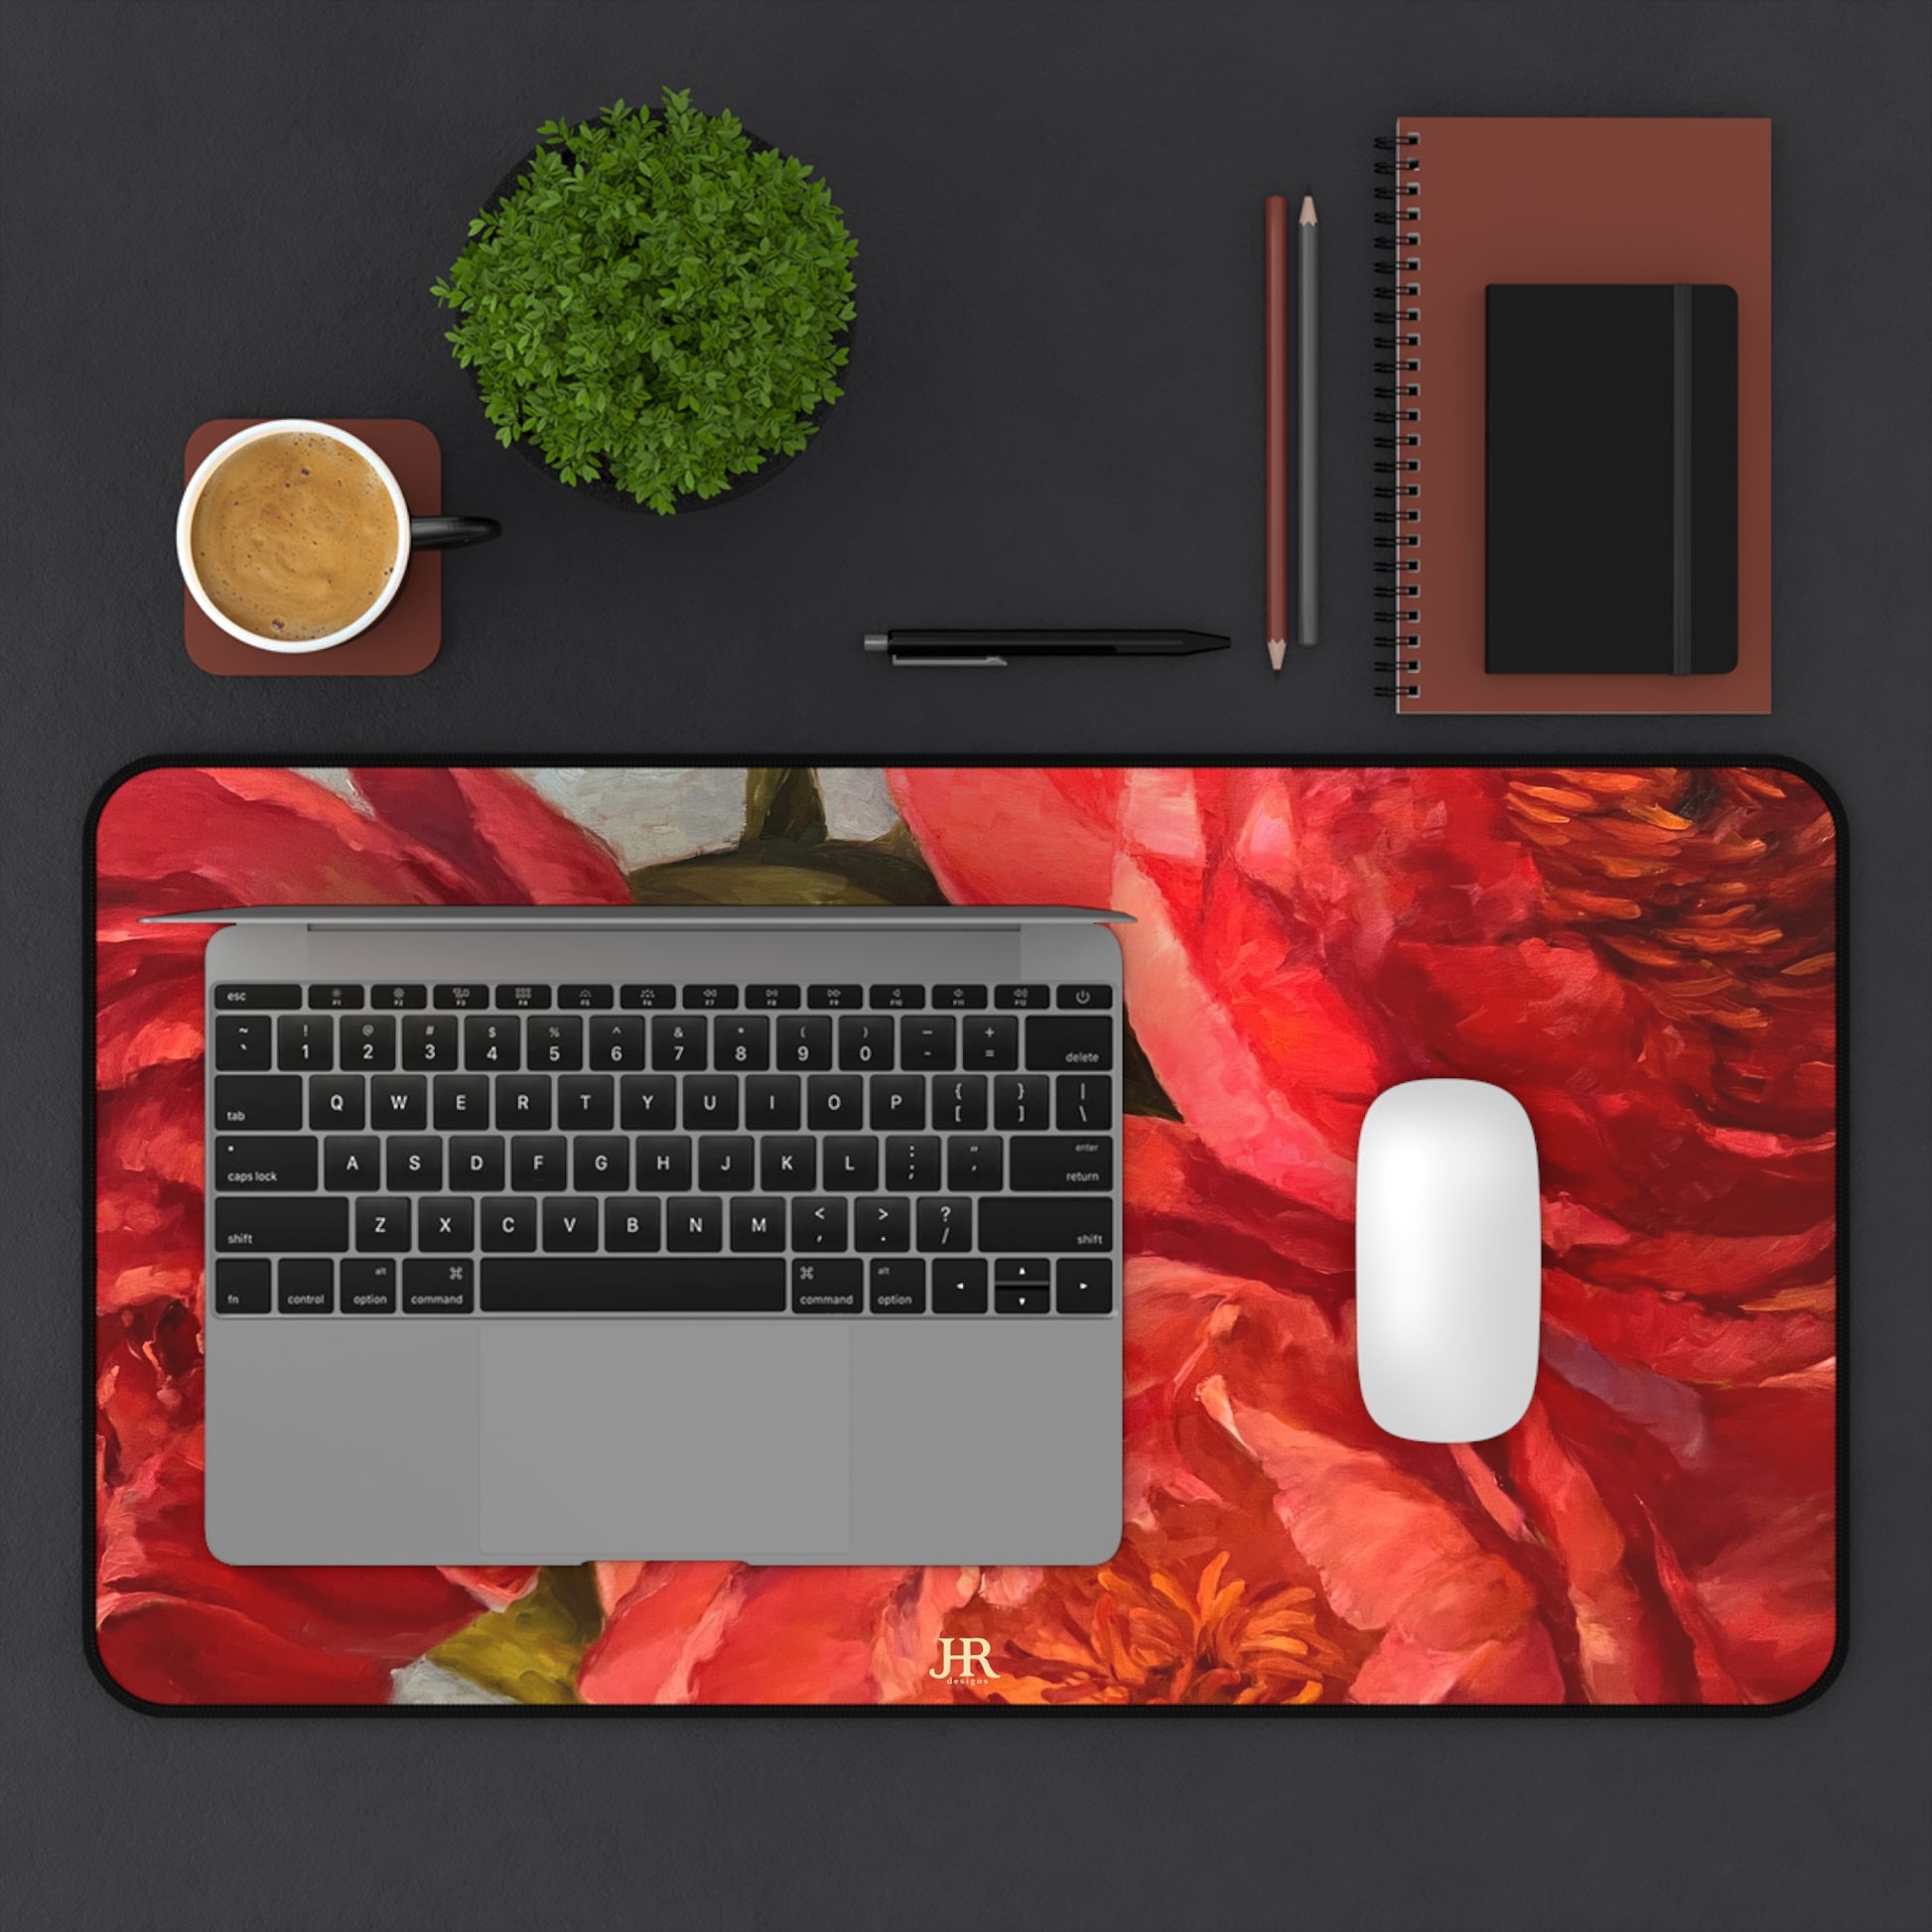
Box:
[1354, 1078, 1543, 1444]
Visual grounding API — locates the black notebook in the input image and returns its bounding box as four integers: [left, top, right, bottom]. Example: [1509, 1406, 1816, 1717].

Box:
[1485, 284, 1738, 675]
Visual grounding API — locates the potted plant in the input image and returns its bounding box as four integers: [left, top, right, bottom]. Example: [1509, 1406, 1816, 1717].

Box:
[432, 90, 857, 513]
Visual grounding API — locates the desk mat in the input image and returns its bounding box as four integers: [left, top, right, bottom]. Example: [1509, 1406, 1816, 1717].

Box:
[89, 761, 1843, 1711]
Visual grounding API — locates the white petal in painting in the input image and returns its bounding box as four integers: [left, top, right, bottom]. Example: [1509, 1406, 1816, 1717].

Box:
[817, 768, 900, 844]
[294, 767, 365, 809]
[389, 1658, 517, 1705]
[513, 767, 751, 872]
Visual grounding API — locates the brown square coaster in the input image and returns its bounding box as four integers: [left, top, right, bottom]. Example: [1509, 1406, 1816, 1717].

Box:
[184, 418, 442, 676]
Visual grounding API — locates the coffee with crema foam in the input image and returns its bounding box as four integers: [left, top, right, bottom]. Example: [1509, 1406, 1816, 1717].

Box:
[189, 431, 400, 640]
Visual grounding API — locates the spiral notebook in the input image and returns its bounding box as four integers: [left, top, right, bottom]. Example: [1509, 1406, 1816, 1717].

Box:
[1375, 118, 1771, 714]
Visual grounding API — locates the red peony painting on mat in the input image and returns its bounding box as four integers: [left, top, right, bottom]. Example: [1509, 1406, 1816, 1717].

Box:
[92, 764, 1840, 1707]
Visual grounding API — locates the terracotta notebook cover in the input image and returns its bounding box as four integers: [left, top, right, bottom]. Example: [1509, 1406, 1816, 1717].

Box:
[1379, 118, 1770, 713]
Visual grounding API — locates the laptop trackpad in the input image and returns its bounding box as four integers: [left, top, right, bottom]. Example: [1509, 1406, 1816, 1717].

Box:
[479, 1322, 850, 1559]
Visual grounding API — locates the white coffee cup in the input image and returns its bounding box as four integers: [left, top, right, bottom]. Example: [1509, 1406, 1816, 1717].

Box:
[177, 418, 499, 653]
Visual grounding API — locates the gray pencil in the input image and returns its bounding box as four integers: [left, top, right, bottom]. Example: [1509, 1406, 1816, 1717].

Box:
[1295, 195, 1318, 647]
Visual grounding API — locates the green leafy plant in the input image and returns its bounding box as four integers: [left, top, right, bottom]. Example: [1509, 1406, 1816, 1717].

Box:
[432, 90, 857, 512]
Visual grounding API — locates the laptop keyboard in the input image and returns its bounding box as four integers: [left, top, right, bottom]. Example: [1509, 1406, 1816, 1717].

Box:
[206, 979, 1119, 1319]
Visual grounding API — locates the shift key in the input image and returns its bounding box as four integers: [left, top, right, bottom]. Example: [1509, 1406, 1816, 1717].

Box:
[978, 1196, 1113, 1252]
[214, 1196, 348, 1254]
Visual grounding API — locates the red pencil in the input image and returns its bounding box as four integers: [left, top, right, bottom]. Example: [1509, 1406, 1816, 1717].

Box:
[1265, 194, 1290, 672]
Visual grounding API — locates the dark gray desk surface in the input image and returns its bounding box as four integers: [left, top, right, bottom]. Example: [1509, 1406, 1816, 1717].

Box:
[4, 3, 1928, 1927]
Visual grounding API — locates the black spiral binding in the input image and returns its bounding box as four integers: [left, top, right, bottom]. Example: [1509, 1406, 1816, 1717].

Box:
[1374, 131, 1423, 700]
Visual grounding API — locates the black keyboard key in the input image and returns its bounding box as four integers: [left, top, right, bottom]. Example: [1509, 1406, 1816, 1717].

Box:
[714, 1016, 770, 1070]
[1010, 1136, 1115, 1191]
[213, 1259, 272, 1312]
[855, 1197, 911, 1252]
[495, 984, 551, 1011]
[213, 1074, 303, 1131]
[420, 1198, 475, 1251]
[1026, 1015, 1114, 1071]
[746, 983, 801, 1011]
[792, 1259, 863, 1312]
[310, 1074, 366, 1130]
[1056, 984, 1114, 1010]
[666, 1196, 724, 1252]
[434, 1073, 490, 1130]
[619, 983, 677, 1010]
[870, 1258, 926, 1312]
[341, 1258, 398, 1313]
[309, 984, 363, 1011]
[215, 1196, 348, 1254]
[340, 1014, 396, 1070]
[807, 984, 863, 1010]
[400, 1015, 458, 1070]
[213, 1015, 274, 1070]
[682, 983, 738, 1010]
[898, 1017, 956, 1071]
[403, 1258, 474, 1313]
[995, 1257, 1051, 1287]
[886, 1136, 942, 1190]
[760, 1136, 817, 1190]
[323, 1135, 381, 1190]
[493, 1074, 552, 1130]
[946, 1136, 1004, 1191]
[746, 1073, 802, 1131]
[995, 984, 1051, 1010]
[931, 1258, 989, 1313]
[1055, 1073, 1114, 1131]
[698, 1135, 757, 1190]
[590, 1017, 648, 1069]
[791, 1197, 848, 1252]
[526, 1016, 584, 1070]
[214, 1135, 318, 1191]
[214, 984, 301, 1011]
[510, 1136, 569, 1190]
[979, 1196, 1113, 1252]
[996, 1285, 1051, 1314]
[869, 984, 925, 1011]
[278, 1258, 335, 1313]
[915, 1197, 972, 1252]
[1056, 1258, 1114, 1313]
[370, 984, 428, 1011]
[385, 1136, 443, 1191]
[277, 1014, 334, 1070]
[961, 1016, 1020, 1070]
[558, 1074, 616, 1131]
[542, 1197, 600, 1252]
[573, 1136, 630, 1190]
[730, 1197, 786, 1251]
[807, 1074, 864, 1131]
[464, 1014, 521, 1070]
[684, 1074, 740, 1131]
[777, 1016, 834, 1069]
[369, 1075, 428, 1132]
[649, 1015, 707, 1070]
[838, 1014, 895, 1071]
[434, 984, 490, 1010]
[450, 1136, 506, 1190]
[869, 1075, 926, 1131]
[558, 983, 614, 1010]
[482, 1197, 537, 1251]
[994, 1074, 1052, 1131]
[354, 1197, 410, 1252]
[634, 1136, 694, 1189]
[619, 1073, 677, 1130]
[483, 1257, 786, 1313]
[824, 1136, 881, 1190]
[932, 984, 987, 1011]
[933, 1075, 989, 1131]
[606, 1198, 661, 1252]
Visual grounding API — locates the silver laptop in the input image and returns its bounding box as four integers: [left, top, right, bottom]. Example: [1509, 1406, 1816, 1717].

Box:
[157, 904, 1127, 1568]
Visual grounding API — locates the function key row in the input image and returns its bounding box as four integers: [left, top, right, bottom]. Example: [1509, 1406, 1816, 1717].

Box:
[214, 981, 1114, 1014]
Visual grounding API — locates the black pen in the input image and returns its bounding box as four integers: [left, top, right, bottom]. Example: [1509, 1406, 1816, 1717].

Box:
[864, 629, 1230, 666]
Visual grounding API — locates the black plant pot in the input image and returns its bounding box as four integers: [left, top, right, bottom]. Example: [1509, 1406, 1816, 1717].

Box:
[466, 130, 851, 514]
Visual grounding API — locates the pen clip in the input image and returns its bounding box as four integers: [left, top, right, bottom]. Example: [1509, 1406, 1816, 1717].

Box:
[891, 654, 1009, 668]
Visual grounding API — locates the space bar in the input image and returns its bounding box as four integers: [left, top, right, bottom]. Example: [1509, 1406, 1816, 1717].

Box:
[481, 1258, 787, 1312]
